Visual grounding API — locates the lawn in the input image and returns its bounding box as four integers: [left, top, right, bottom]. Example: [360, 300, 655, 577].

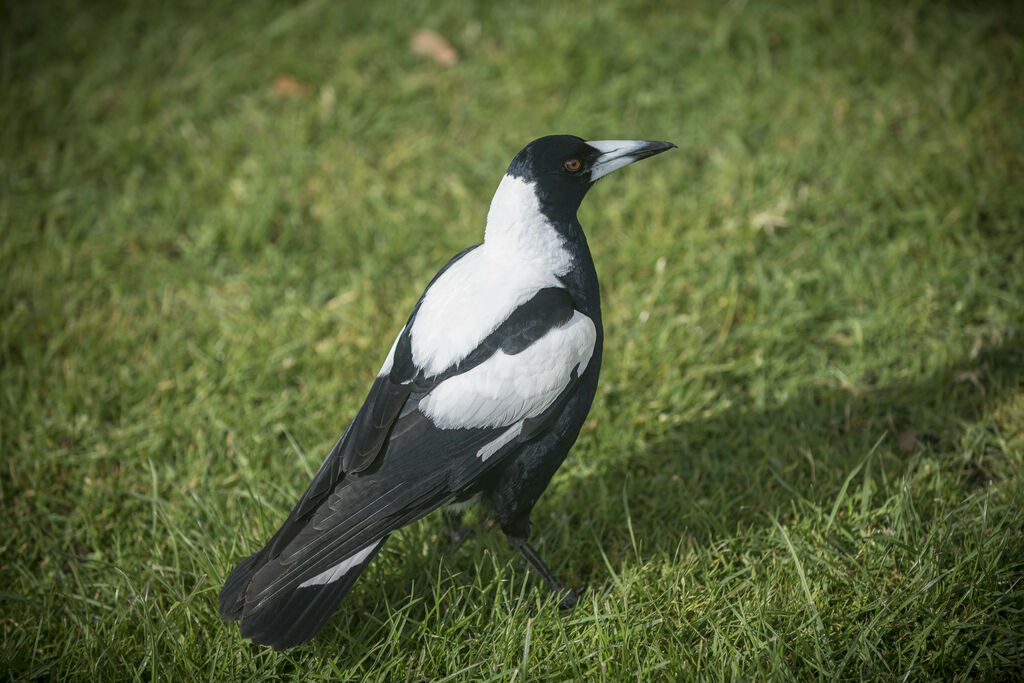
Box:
[2, 0, 1023, 679]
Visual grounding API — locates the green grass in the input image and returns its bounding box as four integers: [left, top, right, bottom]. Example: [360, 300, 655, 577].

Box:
[3, 0, 1023, 679]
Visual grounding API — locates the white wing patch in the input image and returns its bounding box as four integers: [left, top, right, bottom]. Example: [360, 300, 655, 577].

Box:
[377, 325, 406, 377]
[476, 421, 524, 461]
[410, 175, 574, 378]
[297, 540, 382, 589]
[419, 311, 596, 429]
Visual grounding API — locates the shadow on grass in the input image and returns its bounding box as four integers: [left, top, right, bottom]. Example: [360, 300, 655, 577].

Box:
[561, 326, 1023, 574]
[294, 328, 1021, 660]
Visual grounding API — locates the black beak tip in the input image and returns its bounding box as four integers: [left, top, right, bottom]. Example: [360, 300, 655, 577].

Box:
[640, 140, 677, 159]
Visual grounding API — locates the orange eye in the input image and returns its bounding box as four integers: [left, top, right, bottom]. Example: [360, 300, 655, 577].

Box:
[564, 158, 582, 172]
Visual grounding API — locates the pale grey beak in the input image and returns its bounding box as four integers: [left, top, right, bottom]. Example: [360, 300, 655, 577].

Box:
[587, 139, 677, 181]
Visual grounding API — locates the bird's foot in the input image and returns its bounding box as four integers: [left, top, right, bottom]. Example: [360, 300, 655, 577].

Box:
[556, 583, 586, 610]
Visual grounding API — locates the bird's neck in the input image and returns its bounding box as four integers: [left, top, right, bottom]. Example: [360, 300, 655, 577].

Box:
[483, 174, 580, 276]
[483, 174, 601, 322]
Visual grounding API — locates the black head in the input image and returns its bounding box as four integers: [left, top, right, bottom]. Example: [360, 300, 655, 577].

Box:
[504, 134, 676, 221]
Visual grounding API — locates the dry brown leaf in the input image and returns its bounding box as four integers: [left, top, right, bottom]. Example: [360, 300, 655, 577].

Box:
[271, 74, 312, 97]
[897, 429, 916, 453]
[410, 29, 458, 66]
[953, 368, 986, 396]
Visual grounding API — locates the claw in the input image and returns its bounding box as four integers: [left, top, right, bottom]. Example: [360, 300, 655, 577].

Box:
[557, 584, 585, 610]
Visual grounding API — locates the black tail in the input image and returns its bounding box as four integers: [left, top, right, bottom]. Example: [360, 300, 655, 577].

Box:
[218, 547, 268, 621]
[219, 536, 388, 650]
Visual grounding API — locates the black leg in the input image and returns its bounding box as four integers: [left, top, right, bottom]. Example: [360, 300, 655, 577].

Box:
[507, 536, 583, 609]
[442, 509, 477, 554]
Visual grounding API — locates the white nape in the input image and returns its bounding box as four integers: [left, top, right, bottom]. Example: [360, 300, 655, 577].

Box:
[483, 174, 574, 274]
[419, 310, 596, 429]
[409, 175, 574, 377]
[297, 541, 381, 589]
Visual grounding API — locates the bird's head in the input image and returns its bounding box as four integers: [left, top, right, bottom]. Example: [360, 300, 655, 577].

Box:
[502, 134, 676, 221]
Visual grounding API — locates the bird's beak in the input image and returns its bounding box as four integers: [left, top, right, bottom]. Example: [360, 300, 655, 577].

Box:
[587, 139, 677, 181]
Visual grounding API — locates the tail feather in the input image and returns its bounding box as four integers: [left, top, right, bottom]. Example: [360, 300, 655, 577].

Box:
[219, 436, 350, 623]
[219, 548, 268, 621]
[233, 536, 388, 650]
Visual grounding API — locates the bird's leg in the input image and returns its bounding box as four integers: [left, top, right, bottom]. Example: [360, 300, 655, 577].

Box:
[507, 536, 583, 609]
[442, 509, 477, 554]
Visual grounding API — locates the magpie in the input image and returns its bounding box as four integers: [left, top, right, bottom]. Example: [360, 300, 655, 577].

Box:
[219, 135, 675, 650]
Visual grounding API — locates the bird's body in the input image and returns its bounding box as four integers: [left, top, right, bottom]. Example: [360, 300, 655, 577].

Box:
[220, 135, 674, 649]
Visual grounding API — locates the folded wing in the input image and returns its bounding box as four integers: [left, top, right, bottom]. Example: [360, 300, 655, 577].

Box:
[220, 281, 596, 649]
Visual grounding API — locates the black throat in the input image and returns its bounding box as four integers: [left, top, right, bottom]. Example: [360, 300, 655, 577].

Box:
[551, 216, 603, 332]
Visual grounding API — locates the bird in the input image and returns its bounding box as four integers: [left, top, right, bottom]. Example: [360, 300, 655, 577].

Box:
[219, 134, 676, 650]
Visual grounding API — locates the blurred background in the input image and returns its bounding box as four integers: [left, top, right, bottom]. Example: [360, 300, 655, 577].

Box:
[2, 0, 1022, 679]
